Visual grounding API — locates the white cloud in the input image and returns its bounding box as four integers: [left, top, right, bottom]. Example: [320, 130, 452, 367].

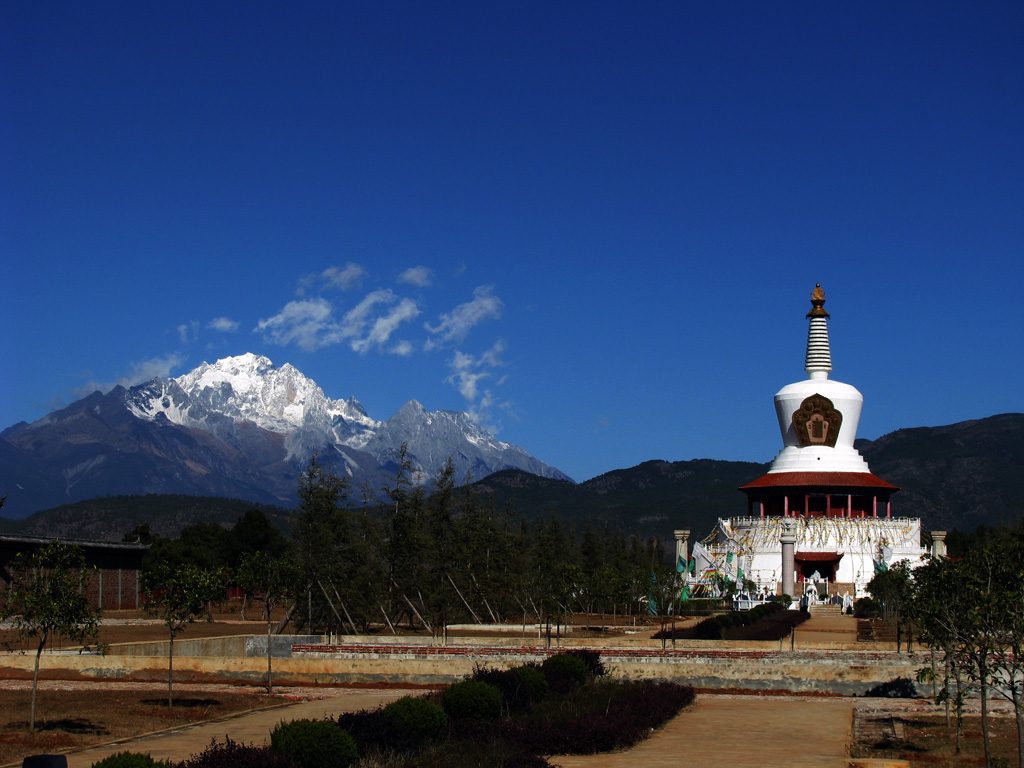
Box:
[74, 353, 186, 399]
[344, 291, 421, 354]
[449, 350, 490, 401]
[398, 266, 434, 287]
[255, 298, 343, 351]
[425, 285, 503, 349]
[323, 263, 368, 290]
[177, 321, 199, 344]
[340, 290, 395, 340]
[208, 317, 240, 333]
[258, 291, 420, 354]
[356, 298, 421, 353]
[445, 340, 507, 428]
[297, 263, 367, 295]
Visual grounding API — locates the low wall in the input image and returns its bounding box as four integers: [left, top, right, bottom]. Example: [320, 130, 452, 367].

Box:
[0, 639, 924, 695]
[106, 635, 326, 658]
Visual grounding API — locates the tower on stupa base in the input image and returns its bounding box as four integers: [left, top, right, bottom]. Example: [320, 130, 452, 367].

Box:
[695, 285, 928, 603]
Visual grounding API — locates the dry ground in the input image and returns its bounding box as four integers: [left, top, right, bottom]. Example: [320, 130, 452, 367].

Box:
[0, 681, 315, 767]
[851, 703, 1021, 767]
[0, 608, 670, 650]
[0, 609, 284, 651]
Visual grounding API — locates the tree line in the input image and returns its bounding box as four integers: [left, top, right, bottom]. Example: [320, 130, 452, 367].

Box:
[148, 449, 678, 639]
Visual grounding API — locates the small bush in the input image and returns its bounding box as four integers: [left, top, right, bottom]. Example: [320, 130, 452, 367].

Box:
[269, 718, 357, 768]
[692, 616, 724, 639]
[442, 679, 503, 721]
[541, 653, 589, 693]
[382, 695, 448, 740]
[854, 597, 881, 618]
[90, 753, 171, 768]
[563, 649, 606, 678]
[864, 677, 918, 698]
[511, 665, 549, 703]
[175, 737, 295, 768]
[471, 665, 546, 713]
[337, 707, 420, 754]
[399, 738, 556, 767]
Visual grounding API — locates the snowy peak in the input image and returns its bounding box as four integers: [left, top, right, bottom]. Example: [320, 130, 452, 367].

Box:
[173, 353, 334, 431]
[101, 353, 568, 489]
[125, 353, 378, 444]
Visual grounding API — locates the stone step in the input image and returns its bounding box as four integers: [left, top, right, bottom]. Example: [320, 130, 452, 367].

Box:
[810, 604, 843, 614]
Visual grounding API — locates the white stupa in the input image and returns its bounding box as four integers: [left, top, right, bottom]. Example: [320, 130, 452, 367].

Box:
[697, 285, 929, 600]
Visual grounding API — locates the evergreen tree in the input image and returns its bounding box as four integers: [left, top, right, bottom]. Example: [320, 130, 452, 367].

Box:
[294, 456, 352, 633]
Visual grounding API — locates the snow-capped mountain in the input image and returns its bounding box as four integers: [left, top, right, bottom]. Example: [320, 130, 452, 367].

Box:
[0, 354, 571, 519]
[126, 353, 379, 460]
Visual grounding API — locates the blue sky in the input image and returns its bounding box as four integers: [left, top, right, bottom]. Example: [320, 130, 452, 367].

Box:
[3, 2, 1022, 483]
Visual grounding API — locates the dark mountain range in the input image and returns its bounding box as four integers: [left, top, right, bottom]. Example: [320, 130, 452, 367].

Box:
[470, 413, 1024, 541]
[0, 495, 291, 541]
[854, 413, 1024, 532]
[4, 414, 1019, 544]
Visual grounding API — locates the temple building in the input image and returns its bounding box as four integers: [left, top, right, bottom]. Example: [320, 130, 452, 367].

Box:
[702, 285, 929, 600]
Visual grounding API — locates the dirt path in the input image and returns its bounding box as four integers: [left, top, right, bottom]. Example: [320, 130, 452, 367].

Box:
[553, 695, 854, 768]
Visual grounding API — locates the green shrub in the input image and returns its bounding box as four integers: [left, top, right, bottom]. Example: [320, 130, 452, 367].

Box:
[382, 695, 449, 740]
[442, 679, 503, 721]
[511, 665, 549, 703]
[692, 616, 724, 639]
[540, 652, 589, 692]
[563, 649, 606, 677]
[90, 753, 171, 768]
[175, 737, 294, 767]
[269, 718, 357, 768]
[864, 677, 917, 698]
[854, 597, 881, 618]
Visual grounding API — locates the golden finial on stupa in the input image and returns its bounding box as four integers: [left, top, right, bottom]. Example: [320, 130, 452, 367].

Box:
[806, 283, 830, 318]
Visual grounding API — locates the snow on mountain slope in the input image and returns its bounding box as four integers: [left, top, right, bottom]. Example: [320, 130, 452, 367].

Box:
[126, 353, 379, 459]
[122, 353, 570, 481]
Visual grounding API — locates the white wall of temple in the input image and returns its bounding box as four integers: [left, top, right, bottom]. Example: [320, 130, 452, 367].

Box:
[708, 516, 928, 597]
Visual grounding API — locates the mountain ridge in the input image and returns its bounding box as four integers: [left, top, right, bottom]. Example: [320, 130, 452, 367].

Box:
[2, 414, 1020, 542]
[0, 353, 570, 519]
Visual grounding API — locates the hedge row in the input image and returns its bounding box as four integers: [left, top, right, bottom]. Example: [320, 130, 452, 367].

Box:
[91, 651, 694, 768]
[654, 601, 810, 641]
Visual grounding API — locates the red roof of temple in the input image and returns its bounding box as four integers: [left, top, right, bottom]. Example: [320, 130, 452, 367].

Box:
[739, 471, 899, 491]
[794, 551, 844, 562]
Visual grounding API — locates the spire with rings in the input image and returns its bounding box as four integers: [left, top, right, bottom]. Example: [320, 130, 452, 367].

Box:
[805, 283, 832, 380]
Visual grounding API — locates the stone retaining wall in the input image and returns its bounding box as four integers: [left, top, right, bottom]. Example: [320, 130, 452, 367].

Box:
[0, 638, 924, 695]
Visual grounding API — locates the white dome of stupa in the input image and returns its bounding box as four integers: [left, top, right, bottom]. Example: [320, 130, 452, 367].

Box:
[767, 284, 871, 474]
